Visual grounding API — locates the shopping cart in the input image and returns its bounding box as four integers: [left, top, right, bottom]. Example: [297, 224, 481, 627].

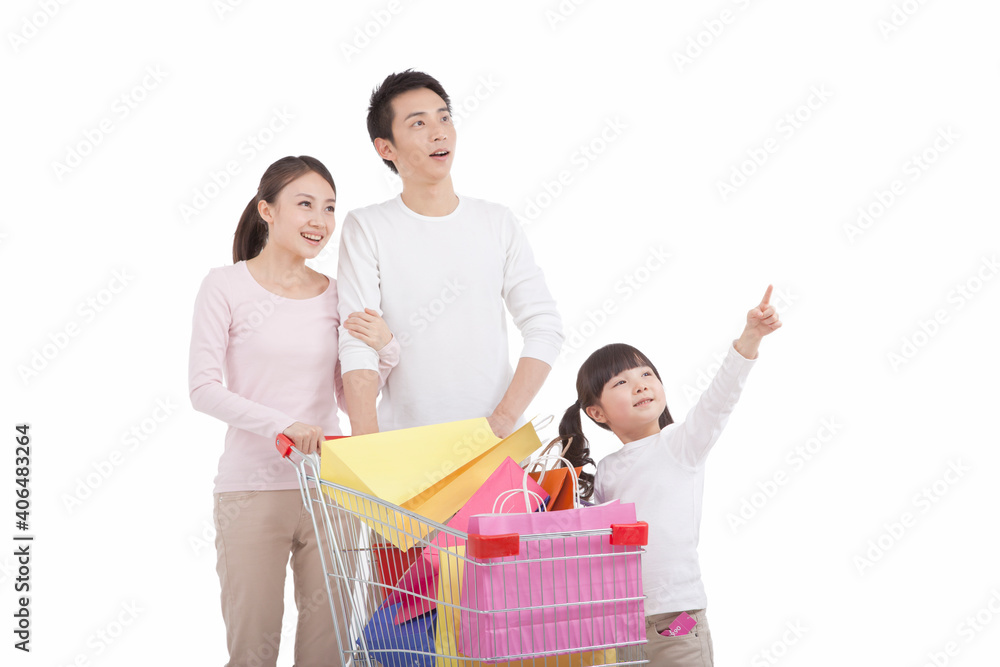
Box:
[277, 434, 649, 667]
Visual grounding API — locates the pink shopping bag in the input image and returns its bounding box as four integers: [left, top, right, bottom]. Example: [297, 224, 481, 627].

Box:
[383, 457, 547, 624]
[458, 501, 646, 660]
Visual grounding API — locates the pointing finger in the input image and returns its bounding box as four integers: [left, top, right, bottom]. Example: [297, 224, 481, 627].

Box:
[760, 284, 773, 307]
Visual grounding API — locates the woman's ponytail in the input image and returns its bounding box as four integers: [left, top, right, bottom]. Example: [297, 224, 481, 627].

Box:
[232, 195, 268, 263]
[556, 401, 597, 500]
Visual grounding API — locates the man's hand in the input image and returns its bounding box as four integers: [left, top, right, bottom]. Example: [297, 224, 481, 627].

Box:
[487, 411, 516, 439]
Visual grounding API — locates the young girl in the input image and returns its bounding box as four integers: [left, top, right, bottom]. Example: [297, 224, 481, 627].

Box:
[559, 286, 781, 667]
[189, 155, 400, 666]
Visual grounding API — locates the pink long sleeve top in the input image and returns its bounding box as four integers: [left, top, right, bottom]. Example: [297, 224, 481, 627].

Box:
[189, 261, 400, 493]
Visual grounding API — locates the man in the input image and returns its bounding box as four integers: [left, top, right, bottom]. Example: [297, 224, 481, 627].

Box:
[337, 70, 563, 437]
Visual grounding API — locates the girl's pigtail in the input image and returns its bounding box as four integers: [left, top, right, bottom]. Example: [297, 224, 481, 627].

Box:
[232, 195, 268, 263]
[557, 401, 597, 500]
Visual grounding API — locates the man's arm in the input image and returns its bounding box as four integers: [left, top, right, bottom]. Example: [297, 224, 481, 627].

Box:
[491, 210, 564, 437]
[343, 369, 380, 435]
[337, 213, 384, 434]
[487, 357, 552, 438]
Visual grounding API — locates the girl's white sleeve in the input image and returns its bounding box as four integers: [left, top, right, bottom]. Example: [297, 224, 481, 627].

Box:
[668, 342, 756, 468]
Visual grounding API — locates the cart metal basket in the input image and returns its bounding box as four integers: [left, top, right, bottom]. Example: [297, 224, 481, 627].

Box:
[277, 435, 648, 667]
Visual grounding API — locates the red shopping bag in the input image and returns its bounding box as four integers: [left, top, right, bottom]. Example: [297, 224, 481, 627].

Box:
[458, 501, 646, 660]
[373, 544, 423, 602]
[383, 457, 547, 624]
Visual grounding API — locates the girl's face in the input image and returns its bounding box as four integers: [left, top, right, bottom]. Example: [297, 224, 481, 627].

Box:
[586, 365, 666, 443]
[258, 171, 336, 259]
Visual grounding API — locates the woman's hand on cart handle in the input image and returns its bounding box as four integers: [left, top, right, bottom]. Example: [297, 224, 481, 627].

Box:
[282, 422, 325, 455]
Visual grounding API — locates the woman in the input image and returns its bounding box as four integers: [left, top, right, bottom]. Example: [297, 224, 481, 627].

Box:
[189, 155, 399, 665]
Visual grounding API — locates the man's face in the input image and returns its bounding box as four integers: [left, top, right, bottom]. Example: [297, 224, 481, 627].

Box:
[380, 87, 455, 183]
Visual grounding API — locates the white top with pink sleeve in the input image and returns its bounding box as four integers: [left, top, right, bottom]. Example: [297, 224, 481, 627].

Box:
[188, 261, 400, 493]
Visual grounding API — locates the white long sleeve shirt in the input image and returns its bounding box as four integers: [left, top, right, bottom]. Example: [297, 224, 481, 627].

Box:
[337, 194, 564, 430]
[594, 342, 756, 615]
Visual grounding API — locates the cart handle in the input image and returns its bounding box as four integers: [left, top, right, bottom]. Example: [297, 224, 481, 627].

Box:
[275, 433, 348, 458]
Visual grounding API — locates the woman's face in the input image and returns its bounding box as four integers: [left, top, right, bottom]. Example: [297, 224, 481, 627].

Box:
[258, 170, 336, 259]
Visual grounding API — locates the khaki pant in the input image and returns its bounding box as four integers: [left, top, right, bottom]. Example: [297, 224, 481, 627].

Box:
[643, 608, 714, 667]
[214, 489, 348, 666]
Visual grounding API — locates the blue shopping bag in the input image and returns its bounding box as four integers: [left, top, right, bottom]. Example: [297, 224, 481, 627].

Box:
[358, 602, 437, 667]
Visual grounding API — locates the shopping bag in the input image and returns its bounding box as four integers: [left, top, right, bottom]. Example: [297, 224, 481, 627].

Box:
[320, 419, 542, 550]
[373, 543, 424, 602]
[433, 545, 466, 667]
[500, 649, 618, 667]
[458, 501, 645, 660]
[385, 457, 548, 624]
[523, 439, 581, 512]
[527, 466, 582, 511]
[358, 602, 437, 667]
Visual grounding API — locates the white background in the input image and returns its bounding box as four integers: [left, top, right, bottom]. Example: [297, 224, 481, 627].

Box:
[4, 0, 1000, 665]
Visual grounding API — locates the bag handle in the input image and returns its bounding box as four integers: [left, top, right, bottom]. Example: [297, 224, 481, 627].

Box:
[524, 436, 573, 475]
[520, 453, 581, 510]
[529, 413, 554, 434]
[491, 488, 548, 514]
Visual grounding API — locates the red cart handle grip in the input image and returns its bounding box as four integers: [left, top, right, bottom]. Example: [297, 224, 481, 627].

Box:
[275, 434, 348, 458]
[610, 521, 649, 546]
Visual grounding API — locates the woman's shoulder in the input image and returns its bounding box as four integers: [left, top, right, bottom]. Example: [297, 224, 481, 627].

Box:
[202, 261, 245, 282]
[196, 262, 240, 293]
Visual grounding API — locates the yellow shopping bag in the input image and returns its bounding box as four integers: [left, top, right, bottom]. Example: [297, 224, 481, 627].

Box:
[321, 419, 542, 550]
